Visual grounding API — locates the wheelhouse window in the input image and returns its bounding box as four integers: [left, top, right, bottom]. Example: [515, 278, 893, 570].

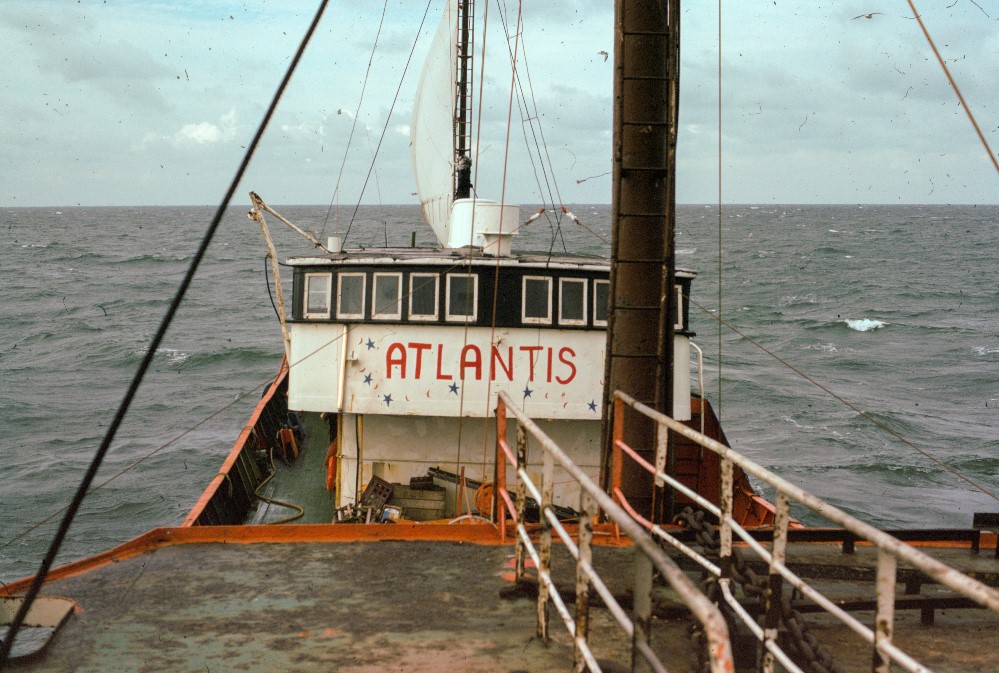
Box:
[522, 276, 552, 324]
[336, 272, 366, 319]
[674, 285, 684, 330]
[372, 273, 402, 320]
[593, 279, 610, 327]
[445, 273, 478, 321]
[558, 278, 587, 326]
[409, 273, 439, 321]
[304, 273, 331, 319]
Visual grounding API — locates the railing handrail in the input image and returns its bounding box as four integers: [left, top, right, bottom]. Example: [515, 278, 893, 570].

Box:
[495, 390, 734, 673]
[612, 389, 999, 613]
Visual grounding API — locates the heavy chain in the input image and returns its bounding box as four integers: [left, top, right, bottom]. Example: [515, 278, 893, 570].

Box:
[675, 507, 844, 673]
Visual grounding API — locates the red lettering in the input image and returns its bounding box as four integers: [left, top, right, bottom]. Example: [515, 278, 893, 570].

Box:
[435, 344, 453, 380]
[409, 342, 431, 378]
[491, 346, 514, 381]
[519, 346, 543, 381]
[386, 343, 406, 379]
[546, 347, 554, 383]
[556, 347, 577, 384]
[460, 345, 482, 380]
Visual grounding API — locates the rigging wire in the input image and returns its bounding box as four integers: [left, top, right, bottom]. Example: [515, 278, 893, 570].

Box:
[0, 1, 332, 664]
[716, 0, 723, 421]
[453, 0, 495, 481]
[478, 0, 525, 479]
[263, 253, 281, 321]
[687, 295, 999, 504]
[341, 0, 435, 246]
[906, 0, 999, 178]
[495, 0, 568, 254]
[319, 0, 391, 241]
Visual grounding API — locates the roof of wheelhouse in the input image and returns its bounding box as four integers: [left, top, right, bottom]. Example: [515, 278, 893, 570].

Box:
[287, 246, 695, 277]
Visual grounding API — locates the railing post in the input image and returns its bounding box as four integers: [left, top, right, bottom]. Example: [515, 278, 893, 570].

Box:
[631, 552, 654, 673]
[515, 421, 528, 582]
[612, 395, 625, 499]
[873, 549, 897, 673]
[762, 491, 791, 673]
[654, 418, 670, 522]
[495, 396, 508, 542]
[574, 489, 595, 673]
[719, 457, 734, 579]
[537, 447, 554, 641]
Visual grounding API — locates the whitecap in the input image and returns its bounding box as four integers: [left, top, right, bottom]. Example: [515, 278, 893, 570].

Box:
[844, 318, 885, 332]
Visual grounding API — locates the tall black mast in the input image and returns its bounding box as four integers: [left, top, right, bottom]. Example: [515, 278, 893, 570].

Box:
[601, 0, 681, 521]
[454, 0, 473, 200]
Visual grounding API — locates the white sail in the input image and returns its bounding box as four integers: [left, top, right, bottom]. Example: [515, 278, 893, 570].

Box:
[411, 0, 459, 247]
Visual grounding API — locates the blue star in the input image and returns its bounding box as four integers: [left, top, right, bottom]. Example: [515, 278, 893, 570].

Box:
[587, 400, 597, 412]
[448, 382, 459, 395]
[382, 394, 393, 407]
[366, 338, 376, 350]
[522, 386, 533, 399]
[363, 373, 373, 385]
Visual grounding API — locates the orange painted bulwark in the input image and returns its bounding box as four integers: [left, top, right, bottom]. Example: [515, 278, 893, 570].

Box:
[0, 521, 630, 597]
[182, 359, 288, 527]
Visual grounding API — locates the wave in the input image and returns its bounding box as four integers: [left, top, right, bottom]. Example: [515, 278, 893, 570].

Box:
[843, 318, 885, 332]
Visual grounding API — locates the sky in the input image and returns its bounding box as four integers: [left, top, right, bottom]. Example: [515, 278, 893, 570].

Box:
[1, 0, 997, 207]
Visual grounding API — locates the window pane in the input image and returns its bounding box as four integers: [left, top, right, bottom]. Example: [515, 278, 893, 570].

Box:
[305, 274, 330, 316]
[373, 274, 401, 318]
[410, 274, 438, 319]
[338, 274, 365, 317]
[559, 279, 585, 323]
[447, 274, 476, 318]
[594, 280, 610, 324]
[523, 277, 551, 322]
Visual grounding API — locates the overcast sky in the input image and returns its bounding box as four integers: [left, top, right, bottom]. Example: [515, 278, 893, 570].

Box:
[2, 1, 996, 207]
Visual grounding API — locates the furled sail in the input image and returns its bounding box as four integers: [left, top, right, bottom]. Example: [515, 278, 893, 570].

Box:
[411, 0, 459, 247]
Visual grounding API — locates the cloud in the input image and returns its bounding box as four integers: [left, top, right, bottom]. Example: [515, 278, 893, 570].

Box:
[170, 108, 238, 146]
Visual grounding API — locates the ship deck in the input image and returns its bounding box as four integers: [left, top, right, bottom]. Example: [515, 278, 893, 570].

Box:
[4, 525, 998, 673]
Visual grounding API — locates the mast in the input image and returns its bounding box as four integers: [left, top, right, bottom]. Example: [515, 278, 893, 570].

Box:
[601, 0, 681, 521]
[454, 0, 473, 200]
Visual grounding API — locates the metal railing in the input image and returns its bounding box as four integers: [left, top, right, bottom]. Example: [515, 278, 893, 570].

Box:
[610, 390, 999, 673]
[493, 391, 734, 673]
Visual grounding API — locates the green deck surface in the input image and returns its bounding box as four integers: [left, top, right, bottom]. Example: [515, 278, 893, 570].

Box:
[253, 412, 334, 525]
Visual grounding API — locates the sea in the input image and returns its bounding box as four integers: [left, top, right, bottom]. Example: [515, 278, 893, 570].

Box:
[1, 204, 997, 582]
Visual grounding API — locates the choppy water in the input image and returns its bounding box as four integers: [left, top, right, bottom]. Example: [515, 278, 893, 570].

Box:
[1, 204, 997, 581]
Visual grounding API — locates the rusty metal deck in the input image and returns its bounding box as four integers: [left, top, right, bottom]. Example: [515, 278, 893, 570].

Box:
[4, 526, 999, 673]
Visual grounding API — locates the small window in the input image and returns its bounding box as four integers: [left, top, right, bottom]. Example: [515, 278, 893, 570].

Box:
[304, 273, 331, 319]
[559, 278, 587, 326]
[674, 285, 684, 330]
[445, 273, 478, 321]
[409, 273, 439, 321]
[372, 273, 402, 320]
[593, 279, 610, 326]
[522, 276, 552, 324]
[337, 272, 366, 319]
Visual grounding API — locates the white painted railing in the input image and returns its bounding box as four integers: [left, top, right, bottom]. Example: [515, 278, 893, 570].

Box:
[611, 389, 999, 673]
[493, 391, 734, 673]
